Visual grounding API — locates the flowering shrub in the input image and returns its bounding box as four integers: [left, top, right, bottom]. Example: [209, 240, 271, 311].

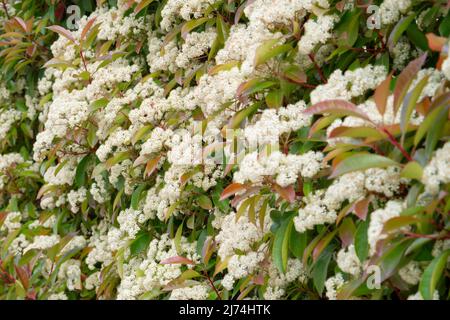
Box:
[0, 0, 449, 300]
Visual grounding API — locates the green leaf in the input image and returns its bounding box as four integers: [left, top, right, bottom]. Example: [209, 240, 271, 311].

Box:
[282, 65, 306, 84]
[134, 0, 155, 14]
[355, 219, 369, 262]
[74, 154, 93, 188]
[289, 230, 307, 259]
[90, 97, 109, 112]
[174, 222, 184, 255]
[400, 161, 423, 180]
[414, 96, 450, 146]
[181, 17, 210, 39]
[388, 14, 416, 51]
[425, 104, 448, 157]
[197, 194, 213, 210]
[131, 184, 146, 210]
[328, 126, 385, 139]
[130, 232, 151, 256]
[131, 125, 153, 145]
[227, 101, 261, 129]
[400, 74, 429, 142]
[236, 196, 253, 222]
[331, 153, 399, 178]
[407, 21, 428, 51]
[439, 12, 450, 37]
[377, 239, 413, 281]
[208, 61, 240, 76]
[236, 79, 276, 100]
[265, 89, 283, 108]
[313, 230, 337, 262]
[337, 9, 361, 47]
[106, 151, 131, 169]
[419, 249, 450, 300]
[272, 213, 296, 273]
[254, 39, 292, 67]
[312, 249, 333, 296]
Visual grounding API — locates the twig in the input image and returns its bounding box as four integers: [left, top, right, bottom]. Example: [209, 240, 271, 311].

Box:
[380, 127, 413, 162]
[308, 53, 327, 83]
[1, 0, 10, 20]
[79, 47, 92, 84]
[203, 270, 222, 300]
[403, 231, 450, 240]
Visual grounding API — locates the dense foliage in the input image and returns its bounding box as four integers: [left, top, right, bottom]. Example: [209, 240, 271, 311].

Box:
[0, 0, 449, 300]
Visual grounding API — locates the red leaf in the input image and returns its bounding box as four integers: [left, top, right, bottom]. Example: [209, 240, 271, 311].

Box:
[426, 33, 447, 52]
[13, 17, 28, 33]
[81, 17, 97, 41]
[234, 0, 255, 25]
[26, 44, 36, 57]
[144, 155, 161, 178]
[252, 272, 265, 285]
[55, 2, 66, 22]
[160, 256, 195, 265]
[14, 265, 29, 290]
[338, 218, 356, 247]
[304, 100, 373, 123]
[374, 72, 393, 116]
[47, 25, 76, 43]
[353, 197, 371, 220]
[272, 183, 295, 203]
[220, 183, 246, 201]
[393, 53, 427, 114]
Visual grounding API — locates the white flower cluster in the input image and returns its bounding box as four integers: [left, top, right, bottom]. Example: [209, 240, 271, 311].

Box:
[310, 65, 387, 104]
[2, 0, 447, 301]
[442, 54, 450, 81]
[422, 141, 450, 195]
[264, 259, 307, 299]
[1, 211, 22, 232]
[243, 101, 312, 147]
[336, 245, 362, 276]
[367, 200, 404, 254]
[298, 14, 337, 55]
[24, 235, 60, 252]
[0, 109, 21, 140]
[234, 150, 324, 188]
[244, 0, 330, 28]
[215, 211, 267, 259]
[67, 187, 87, 213]
[408, 290, 439, 300]
[160, 0, 218, 31]
[117, 234, 199, 299]
[0, 153, 24, 190]
[324, 273, 345, 300]
[398, 261, 422, 285]
[169, 284, 210, 300]
[58, 259, 82, 291]
[379, 0, 412, 26]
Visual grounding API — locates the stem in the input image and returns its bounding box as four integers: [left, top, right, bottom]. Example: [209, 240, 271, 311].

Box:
[204, 270, 222, 300]
[403, 231, 450, 240]
[376, 30, 387, 51]
[1, 0, 10, 19]
[308, 53, 327, 84]
[380, 127, 413, 161]
[79, 47, 92, 83]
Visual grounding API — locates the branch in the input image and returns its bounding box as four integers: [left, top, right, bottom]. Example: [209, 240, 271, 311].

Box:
[308, 53, 327, 84]
[1, 0, 10, 20]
